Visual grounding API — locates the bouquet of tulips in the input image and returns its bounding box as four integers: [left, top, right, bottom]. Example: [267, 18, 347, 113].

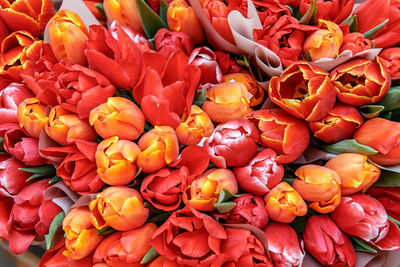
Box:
[0, 0, 400, 266]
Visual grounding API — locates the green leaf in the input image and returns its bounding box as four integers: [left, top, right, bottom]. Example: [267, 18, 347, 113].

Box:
[193, 87, 208, 107]
[359, 105, 385, 119]
[97, 226, 117, 236]
[26, 173, 48, 182]
[373, 170, 400, 187]
[49, 175, 62, 185]
[322, 139, 378, 156]
[377, 86, 400, 111]
[342, 15, 358, 32]
[389, 216, 400, 228]
[382, 111, 392, 120]
[236, 55, 250, 67]
[159, 0, 169, 26]
[363, 19, 389, 39]
[45, 211, 65, 250]
[214, 201, 236, 214]
[144, 121, 154, 133]
[141, 247, 159, 264]
[95, 3, 106, 17]
[136, 0, 167, 39]
[285, 5, 294, 16]
[217, 189, 235, 203]
[19, 164, 56, 175]
[299, 0, 316, 24]
[282, 177, 295, 185]
[351, 236, 377, 253]
[289, 209, 316, 234]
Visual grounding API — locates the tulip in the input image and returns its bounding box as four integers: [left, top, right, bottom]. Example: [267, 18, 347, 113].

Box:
[140, 167, 188, 211]
[223, 73, 265, 107]
[103, 0, 143, 33]
[303, 215, 356, 267]
[154, 28, 194, 59]
[308, 103, 363, 143]
[184, 168, 238, 211]
[83, 0, 106, 25]
[303, 20, 343, 61]
[264, 182, 308, 223]
[246, 109, 309, 163]
[168, 145, 210, 178]
[203, 118, 260, 168]
[45, 106, 97, 146]
[0, 83, 34, 124]
[299, 0, 354, 24]
[331, 193, 400, 251]
[234, 148, 284, 195]
[17, 98, 46, 139]
[137, 126, 179, 173]
[268, 61, 336, 121]
[330, 57, 390, 106]
[379, 47, 400, 78]
[7, 179, 62, 255]
[189, 46, 223, 85]
[0, 198, 12, 240]
[152, 206, 228, 266]
[293, 165, 341, 213]
[215, 51, 247, 75]
[93, 223, 157, 266]
[0, 155, 31, 197]
[354, 118, 400, 165]
[63, 207, 104, 260]
[326, 153, 380, 195]
[89, 97, 145, 141]
[108, 21, 150, 50]
[264, 222, 305, 267]
[202, 82, 251, 123]
[89, 186, 149, 231]
[175, 105, 214, 146]
[47, 10, 89, 65]
[167, 0, 205, 44]
[202, 0, 234, 43]
[96, 137, 141, 186]
[368, 186, 400, 221]
[340, 32, 372, 55]
[147, 256, 179, 267]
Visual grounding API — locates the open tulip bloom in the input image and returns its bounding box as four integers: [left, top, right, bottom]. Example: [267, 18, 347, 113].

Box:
[0, 0, 399, 266]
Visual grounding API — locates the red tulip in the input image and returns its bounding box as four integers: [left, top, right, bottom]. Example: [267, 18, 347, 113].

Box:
[234, 148, 284, 195]
[264, 222, 305, 267]
[189, 46, 223, 85]
[379, 47, 400, 78]
[340, 32, 372, 55]
[299, 0, 355, 24]
[215, 51, 247, 75]
[0, 83, 33, 124]
[368, 186, 400, 221]
[0, 198, 12, 240]
[304, 215, 356, 267]
[0, 155, 31, 197]
[154, 28, 194, 59]
[204, 118, 260, 168]
[202, 0, 234, 43]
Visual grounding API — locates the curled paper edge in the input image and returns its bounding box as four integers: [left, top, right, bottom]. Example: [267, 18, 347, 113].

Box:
[44, 0, 101, 43]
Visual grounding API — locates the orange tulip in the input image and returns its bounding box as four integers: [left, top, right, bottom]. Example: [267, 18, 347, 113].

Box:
[103, 0, 143, 33]
[264, 182, 307, 223]
[223, 73, 265, 107]
[63, 207, 104, 260]
[175, 105, 214, 146]
[303, 19, 343, 61]
[47, 10, 88, 65]
[137, 126, 179, 173]
[17, 98, 46, 139]
[293, 165, 341, 214]
[93, 223, 157, 266]
[167, 0, 205, 44]
[95, 136, 141, 186]
[202, 82, 251, 123]
[89, 97, 145, 141]
[45, 105, 97, 146]
[326, 153, 381, 195]
[183, 168, 238, 211]
[89, 186, 149, 231]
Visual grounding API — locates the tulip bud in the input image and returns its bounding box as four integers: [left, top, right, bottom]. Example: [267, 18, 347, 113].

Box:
[340, 32, 372, 55]
[96, 136, 141, 186]
[0, 155, 31, 197]
[103, 0, 144, 33]
[184, 168, 238, 211]
[176, 105, 214, 146]
[223, 73, 265, 107]
[330, 57, 390, 106]
[264, 222, 305, 267]
[154, 28, 194, 58]
[45, 106, 97, 146]
[303, 20, 343, 61]
[304, 215, 356, 267]
[202, 0, 234, 43]
[308, 103, 363, 143]
[202, 82, 251, 123]
[379, 47, 400, 78]
[89, 186, 149, 231]
[167, 0, 205, 44]
[137, 126, 179, 173]
[17, 98, 47, 139]
[89, 97, 145, 141]
[189, 46, 223, 85]
[47, 10, 89, 65]
[63, 207, 104, 260]
[264, 182, 307, 223]
[368, 186, 400, 221]
[293, 165, 341, 213]
[0, 83, 34, 124]
[326, 153, 380, 195]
